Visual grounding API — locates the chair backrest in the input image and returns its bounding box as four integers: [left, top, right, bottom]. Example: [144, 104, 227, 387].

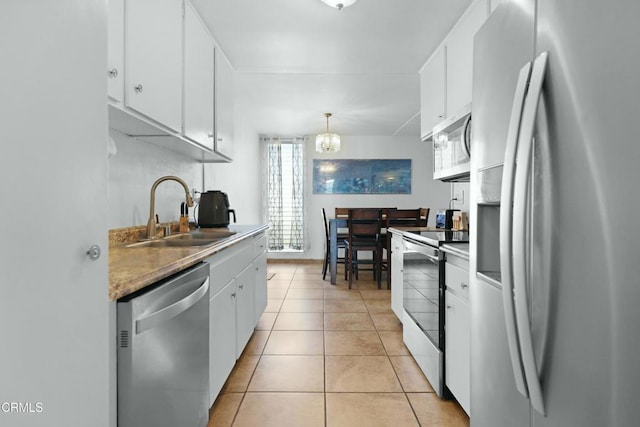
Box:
[419, 208, 430, 227]
[335, 207, 349, 218]
[385, 208, 421, 228]
[347, 208, 381, 243]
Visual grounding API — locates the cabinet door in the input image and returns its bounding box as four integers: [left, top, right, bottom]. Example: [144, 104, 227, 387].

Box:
[420, 46, 446, 139]
[235, 265, 255, 358]
[4, 2, 109, 422]
[107, 0, 125, 103]
[214, 47, 234, 158]
[390, 235, 404, 320]
[209, 280, 237, 405]
[446, 0, 488, 116]
[125, 0, 183, 132]
[445, 289, 470, 414]
[253, 253, 268, 324]
[184, 2, 214, 150]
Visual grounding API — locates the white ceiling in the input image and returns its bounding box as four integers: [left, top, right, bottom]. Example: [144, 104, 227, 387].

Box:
[191, 0, 473, 137]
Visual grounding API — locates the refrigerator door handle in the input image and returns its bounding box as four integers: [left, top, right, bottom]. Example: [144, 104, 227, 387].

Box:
[499, 61, 533, 398]
[513, 51, 549, 416]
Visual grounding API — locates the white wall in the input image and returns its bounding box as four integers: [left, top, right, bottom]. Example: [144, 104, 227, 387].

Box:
[202, 124, 263, 226]
[108, 130, 205, 229]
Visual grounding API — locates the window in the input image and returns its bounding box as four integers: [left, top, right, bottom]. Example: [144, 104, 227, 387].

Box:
[262, 136, 305, 252]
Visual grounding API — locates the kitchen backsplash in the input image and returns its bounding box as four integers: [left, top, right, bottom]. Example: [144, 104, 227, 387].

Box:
[108, 130, 204, 229]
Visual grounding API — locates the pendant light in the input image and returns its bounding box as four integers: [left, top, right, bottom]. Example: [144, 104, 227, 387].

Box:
[316, 113, 341, 153]
[319, 0, 358, 10]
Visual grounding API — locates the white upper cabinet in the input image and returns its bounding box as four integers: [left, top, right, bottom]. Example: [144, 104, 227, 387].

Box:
[446, 0, 488, 117]
[125, 0, 183, 133]
[107, 0, 124, 103]
[214, 47, 235, 159]
[420, 46, 446, 140]
[184, 2, 215, 151]
[108, 0, 232, 162]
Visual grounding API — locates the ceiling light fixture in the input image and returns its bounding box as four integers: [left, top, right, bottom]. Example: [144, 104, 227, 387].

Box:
[316, 113, 341, 153]
[319, 0, 358, 10]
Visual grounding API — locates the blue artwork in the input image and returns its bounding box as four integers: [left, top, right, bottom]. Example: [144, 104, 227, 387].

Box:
[313, 159, 412, 194]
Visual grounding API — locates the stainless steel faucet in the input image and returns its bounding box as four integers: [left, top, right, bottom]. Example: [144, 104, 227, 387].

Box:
[146, 176, 194, 239]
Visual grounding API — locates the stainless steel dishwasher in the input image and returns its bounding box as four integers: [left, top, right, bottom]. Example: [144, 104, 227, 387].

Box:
[117, 262, 210, 427]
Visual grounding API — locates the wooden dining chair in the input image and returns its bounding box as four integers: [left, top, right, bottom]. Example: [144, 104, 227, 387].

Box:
[382, 208, 422, 289]
[344, 208, 383, 289]
[322, 208, 347, 280]
[334, 207, 349, 218]
[419, 208, 430, 227]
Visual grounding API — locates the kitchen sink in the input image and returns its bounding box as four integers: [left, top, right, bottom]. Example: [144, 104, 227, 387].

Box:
[125, 229, 236, 248]
[188, 229, 237, 239]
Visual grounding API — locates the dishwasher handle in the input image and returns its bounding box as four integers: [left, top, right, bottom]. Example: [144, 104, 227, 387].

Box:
[136, 277, 209, 334]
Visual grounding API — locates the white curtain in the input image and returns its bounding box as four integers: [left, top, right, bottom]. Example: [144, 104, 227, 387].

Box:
[262, 136, 305, 252]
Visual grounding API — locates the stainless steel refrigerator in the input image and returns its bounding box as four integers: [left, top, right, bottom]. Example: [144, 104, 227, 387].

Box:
[470, 1, 640, 426]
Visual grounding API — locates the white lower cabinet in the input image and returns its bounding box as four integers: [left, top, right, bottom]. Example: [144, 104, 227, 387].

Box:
[209, 278, 237, 402]
[390, 233, 404, 320]
[235, 265, 255, 359]
[445, 254, 470, 415]
[206, 232, 267, 405]
[253, 235, 268, 322]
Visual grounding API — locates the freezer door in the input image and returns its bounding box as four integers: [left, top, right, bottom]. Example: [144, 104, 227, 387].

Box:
[531, 1, 640, 426]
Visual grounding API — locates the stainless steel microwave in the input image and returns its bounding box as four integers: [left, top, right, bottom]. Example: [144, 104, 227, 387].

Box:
[432, 104, 471, 182]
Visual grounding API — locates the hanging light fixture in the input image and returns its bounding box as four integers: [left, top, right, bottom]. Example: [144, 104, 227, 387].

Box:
[319, 0, 358, 10]
[316, 113, 341, 153]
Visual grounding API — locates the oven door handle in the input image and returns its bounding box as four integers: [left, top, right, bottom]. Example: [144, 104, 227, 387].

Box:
[512, 51, 548, 416]
[424, 252, 440, 263]
[403, 240, 439, 262]
[499, 60, 532, 398]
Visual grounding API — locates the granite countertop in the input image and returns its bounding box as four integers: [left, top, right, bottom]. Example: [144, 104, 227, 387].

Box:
[109, 224, 267, 300]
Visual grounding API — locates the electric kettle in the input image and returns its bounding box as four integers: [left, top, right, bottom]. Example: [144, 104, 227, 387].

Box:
[198, 190, 236, 227]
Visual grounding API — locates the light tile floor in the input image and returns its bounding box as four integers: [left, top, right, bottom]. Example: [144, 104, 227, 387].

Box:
[208, 262, 470, 427]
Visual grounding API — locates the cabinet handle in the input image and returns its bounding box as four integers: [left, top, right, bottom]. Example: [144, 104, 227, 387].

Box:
[447, 305, 453, 309]
[134, 84, 143, 93]
[239, 284, 244, 289]
[217, 138, 223, 142]
[108, 68, 118, 78]
[86, 245, 101, 260]
[461, 282, 469, 289]
[231, 292, 236, 298]
[208, 133, 214, 139]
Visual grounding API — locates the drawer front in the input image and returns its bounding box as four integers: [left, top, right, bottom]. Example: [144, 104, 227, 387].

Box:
[253, 233, 267, 258]
[206, 240, 252, 295]
[445, 260, 470, 300]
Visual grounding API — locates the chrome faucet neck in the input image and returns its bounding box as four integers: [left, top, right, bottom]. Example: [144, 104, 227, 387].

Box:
[146, 176, 194, 239]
